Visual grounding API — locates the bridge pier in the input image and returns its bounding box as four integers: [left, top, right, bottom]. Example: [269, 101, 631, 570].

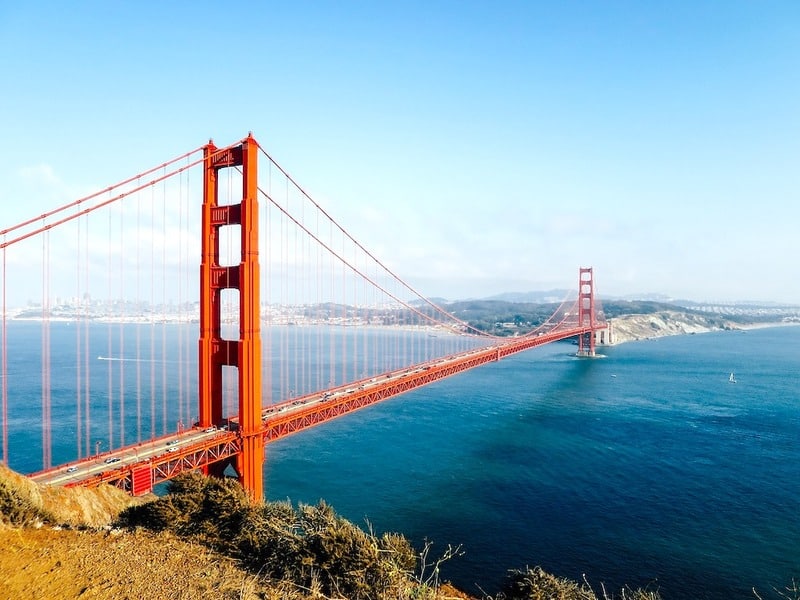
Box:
[596, 321, 613, 345]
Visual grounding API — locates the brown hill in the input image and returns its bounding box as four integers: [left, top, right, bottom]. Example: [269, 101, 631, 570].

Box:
[0, 462, 141, 527]
[0, 526, 279, 600]
[0, 465, 473, 599]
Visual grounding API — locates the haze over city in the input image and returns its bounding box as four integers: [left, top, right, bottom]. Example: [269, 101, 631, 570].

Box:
[1, 2, 798, 304]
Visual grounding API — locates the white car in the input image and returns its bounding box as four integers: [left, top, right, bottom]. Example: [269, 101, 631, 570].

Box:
[104, 457, 121, 464]
[66, 466, 78, 473]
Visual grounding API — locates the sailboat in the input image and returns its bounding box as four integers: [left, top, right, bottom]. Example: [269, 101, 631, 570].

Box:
[729, 372, 737, 384]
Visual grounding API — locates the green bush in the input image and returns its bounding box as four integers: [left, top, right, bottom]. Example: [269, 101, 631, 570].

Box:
[116, 473, 418, 599]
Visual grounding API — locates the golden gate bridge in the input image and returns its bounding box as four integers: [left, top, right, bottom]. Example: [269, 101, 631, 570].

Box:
[0, 134, 607, 502]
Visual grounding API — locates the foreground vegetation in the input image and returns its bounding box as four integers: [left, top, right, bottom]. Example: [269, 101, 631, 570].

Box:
[114, 472, 668, 600]
[1, 463, 796, 599]
[0, 464, 659, 600]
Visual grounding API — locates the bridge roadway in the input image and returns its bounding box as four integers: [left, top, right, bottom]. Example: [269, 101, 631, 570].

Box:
[29, 324, 602, 494]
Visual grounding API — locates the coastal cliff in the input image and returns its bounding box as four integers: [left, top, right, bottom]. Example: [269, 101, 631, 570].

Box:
[605, 310, 741, 344]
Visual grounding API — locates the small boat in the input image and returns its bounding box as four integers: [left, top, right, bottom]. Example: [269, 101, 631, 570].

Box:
[729, 372, 737, 384]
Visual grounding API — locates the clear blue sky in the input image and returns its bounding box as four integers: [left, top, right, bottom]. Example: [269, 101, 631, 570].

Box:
[1, 1, 798, 303]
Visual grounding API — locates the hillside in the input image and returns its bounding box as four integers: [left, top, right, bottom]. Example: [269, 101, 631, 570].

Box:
[443, 296, 795, 343]
[0, 463, 141, 527]
[0, 464, 476, 600]
[0, 464, 665, 600]
[0, 527, 275, 600]
[607, 310, 742, 344]
[0, 463, 285, 599]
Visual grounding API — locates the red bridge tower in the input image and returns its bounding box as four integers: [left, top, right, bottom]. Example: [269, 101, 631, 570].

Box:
[198, 135, 264, 501]
[577, 267, 597, 357]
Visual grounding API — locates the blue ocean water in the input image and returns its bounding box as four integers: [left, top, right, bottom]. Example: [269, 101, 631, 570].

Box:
[2, 323, 799, 598]
[264, 327, 800, 599]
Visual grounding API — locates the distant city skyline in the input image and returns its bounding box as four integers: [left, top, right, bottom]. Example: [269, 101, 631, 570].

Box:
[12, 287, 800, 313]
[1, 2, 798, 304]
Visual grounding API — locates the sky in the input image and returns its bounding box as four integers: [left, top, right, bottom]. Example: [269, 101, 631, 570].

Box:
[1, 1, 798, 304]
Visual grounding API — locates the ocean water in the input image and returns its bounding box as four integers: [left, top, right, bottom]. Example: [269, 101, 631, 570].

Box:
[2, 322, 799, 598]
[264, 327, 800, 599]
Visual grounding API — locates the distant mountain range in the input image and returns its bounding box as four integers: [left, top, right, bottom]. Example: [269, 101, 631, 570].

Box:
[480, 290, 571, 303]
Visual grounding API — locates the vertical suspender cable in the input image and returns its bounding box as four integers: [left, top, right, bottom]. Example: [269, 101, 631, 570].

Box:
[293, 195, 300, 398]
[328, 219, 335, 389]
[182, 162, 191, 426]
[75, 217, 82, 458]
[106, 206, 114, 450]
[296, 190, 304, 393]
[2, 242, 7, 464]
[263, 161, 272, 409]
[118, 191, 125, 447]
[135, 177, 142, 443]
[354, 241, 360, 379]
[41, 228, 52, 469]
[178, 168, 184, 428]
[83, 215, 91, 457]
[341, 227, 346, 386]
[149, 180, 156, 440]
[161, 172, 168, 435]
[360, 245, 367, 379]
[316, 208, 322, 392]
[284, 177, 290, 400]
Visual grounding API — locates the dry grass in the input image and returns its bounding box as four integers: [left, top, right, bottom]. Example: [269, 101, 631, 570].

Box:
[0, 524, 480, 600]
[0, 463, 142, 528]
[0, 526, 283, 600]
[0, 466, 475, 599]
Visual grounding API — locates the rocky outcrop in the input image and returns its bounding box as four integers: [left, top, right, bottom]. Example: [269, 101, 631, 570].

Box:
[605, 310, 740, 344]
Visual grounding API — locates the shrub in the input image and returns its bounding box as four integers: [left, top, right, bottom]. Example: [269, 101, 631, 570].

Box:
[499, 566, 661, 600]
[116, 475, 420, 599]
[500, 566, 595, 600]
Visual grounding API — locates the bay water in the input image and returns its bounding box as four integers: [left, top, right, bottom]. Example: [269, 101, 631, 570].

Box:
[265, 326, 800, 599]
[3, 322, 798, 598]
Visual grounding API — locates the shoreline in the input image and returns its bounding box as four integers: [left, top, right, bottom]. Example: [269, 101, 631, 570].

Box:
[602, 309, 800, 346]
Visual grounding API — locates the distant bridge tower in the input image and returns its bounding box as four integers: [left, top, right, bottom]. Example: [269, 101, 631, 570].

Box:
[577, 267, 596, 357]
[198, 134, 264, 501]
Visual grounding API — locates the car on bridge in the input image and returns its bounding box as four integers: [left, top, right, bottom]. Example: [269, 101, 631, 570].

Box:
[66, 466, 77, 473]
[104, 457, 121, 464]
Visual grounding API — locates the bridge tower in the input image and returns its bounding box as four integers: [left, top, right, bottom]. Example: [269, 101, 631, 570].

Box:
[577, 267, 596, 357]
[198, 134, 264, 501]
